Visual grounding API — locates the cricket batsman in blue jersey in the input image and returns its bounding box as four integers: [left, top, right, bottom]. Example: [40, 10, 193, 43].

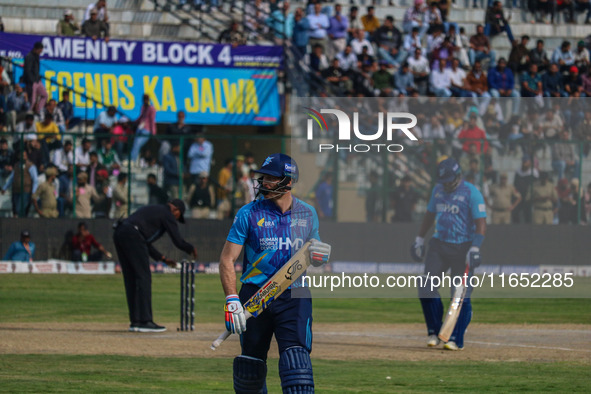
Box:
[410, 157, 486, 351]
[219, 153, 331, 393]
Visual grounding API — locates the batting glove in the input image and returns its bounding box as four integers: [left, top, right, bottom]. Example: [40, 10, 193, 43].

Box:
[410, 236, 425, 262]
[309, 239, 331, 267]
[466, 246, 481, 269]
[225, 295, 246, 335]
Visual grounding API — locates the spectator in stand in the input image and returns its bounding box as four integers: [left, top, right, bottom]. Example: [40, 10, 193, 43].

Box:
[552, 129, 579, 180]
[245, 0, 270, 41]
[395, 62, 418, 96]
[74, 172, 104, 219]
[374, 15, 405, 67]
[575, 109, 591, 156]
[466, 60, 492, 109]
[218, 20, 246, 46]
[488, 172, 521, 224]
[391, 175, 419, 223]
[543, 63, 567, 98]
[323, 58, 351, 95]
[307, 2, 330, 53]
[564, 66, 583, 97]
[147, 173, 168, 205]
[361, 6, 380, 36]
[459, 143, 481, 174]
[447, 25, 469, 68]
[266, 1, 292, 46]
[488, 58, 520, 115]
[93, 168, 111, 218]
[86, 151, 105, 188]
[98, 140, 120, 174]
[163, 142, 181, 198]
[57, 164, 73, 217]
[292, 7, 310, 57]
[0, 138, 14, 189]
[425, 1, 444, 34]
[529, 39, 550, 73]
[403, 0, 428, 39]
[84, 0, 108, 24]
[186, 172, 215, 219]
[426, 23, 445, 56]
[160, 110, 191, 160]
[408, 47, 430, 95]
[536, 0, 554, 23]
[113, 172, 128, 219]
[36, 112, 61, 165]
[347, 6, 360, 41]
[58, 91, 82, 131]
[75, 137, 92, 172]
[350, 28, 374, 56]
[527, 172, 557, 225]
[585, 182, 591, 223]
[6, 83, 29, 132]
[575, 0, 591, 24]
[540, 107, 564, 139]
[521, 63, 543, 100]
[2, 149, 38, 217]
[94, 105, 117, 148]
[187, 132, 213, 183]
[508, 35, 531, 75]
[556, 178, 578, 224]
[3, 230, 35, 262]
[552, 41, 575, 73]
[556, 0, 576, 23]
[71, 221, 112, 261]
[458, 112, 489, 153]
[81, 8, 109, 42]
[23, 42, 47, 115]
[469, 24, 496, 68]
[57, 9, 80, 36]
[484, 1, 514, 45]
[25, 137, 45, 173]
[52, 140, 73, 174]
[315, 172, 333, 219]
[574, 40, 590, 73]
[336, 44, 358, 71]
[32, 166, 58, 218]
[327, 3, 348, 61]
[130, 94, 156, 162]
[403, 27, 422, 55]
[40, 99, 66, 133]
[512, 155, 538, 223]
[372, 61, 394, 96]
[448, 58, 471, 97]
[216, 158, 233, 219]
[430, 59, 452, 97]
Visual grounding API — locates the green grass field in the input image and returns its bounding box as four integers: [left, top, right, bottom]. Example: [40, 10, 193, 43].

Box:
[1, 274, 590, 392]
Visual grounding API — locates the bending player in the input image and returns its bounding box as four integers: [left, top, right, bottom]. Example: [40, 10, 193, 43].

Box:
[410, 158, 486, 350]
[218, 153, 331, 393]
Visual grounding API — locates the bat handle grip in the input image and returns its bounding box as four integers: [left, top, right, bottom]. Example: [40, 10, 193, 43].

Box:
[210, 311, 252, 350]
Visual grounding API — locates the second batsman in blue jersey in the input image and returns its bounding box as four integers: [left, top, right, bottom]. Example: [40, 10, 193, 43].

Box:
[219, 153, 331, 393]
[410, 157, 487, 351]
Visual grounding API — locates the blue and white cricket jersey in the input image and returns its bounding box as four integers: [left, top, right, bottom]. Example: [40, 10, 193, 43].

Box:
[227, 197, 320, 287]
[426, 180, 487, 244]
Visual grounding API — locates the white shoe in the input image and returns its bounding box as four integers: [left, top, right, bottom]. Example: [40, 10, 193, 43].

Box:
[443, 341, 463, 351]
[427, 334, 441, 347]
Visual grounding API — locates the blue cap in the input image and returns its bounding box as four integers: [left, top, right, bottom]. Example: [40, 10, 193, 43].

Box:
[437, 158, 461, 183]
[254, 153, 299, 183]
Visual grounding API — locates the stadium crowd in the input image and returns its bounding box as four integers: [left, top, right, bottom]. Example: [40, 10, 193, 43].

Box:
[0, 0, 589, 224]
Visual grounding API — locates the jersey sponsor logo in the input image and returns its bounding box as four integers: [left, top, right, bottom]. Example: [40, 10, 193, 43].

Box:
[259, 237, 304, 251]
[257, 217, 275, 228]
[284, 163, 296, 174]
[291, 218, 308, 227]
[436, 203, 460, 214]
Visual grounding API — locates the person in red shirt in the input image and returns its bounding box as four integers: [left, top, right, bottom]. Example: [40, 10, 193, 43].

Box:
[458, 112, 489, 154]
[71, 221, 112, 261]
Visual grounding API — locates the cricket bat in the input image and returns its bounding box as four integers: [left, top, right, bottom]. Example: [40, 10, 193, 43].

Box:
[210, 241, 312, 350]
[438, 265, 469, 343]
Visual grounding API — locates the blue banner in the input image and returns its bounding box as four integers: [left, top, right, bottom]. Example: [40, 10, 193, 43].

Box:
[23, 60, 280, 125]
[0, 32, 282, 68]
